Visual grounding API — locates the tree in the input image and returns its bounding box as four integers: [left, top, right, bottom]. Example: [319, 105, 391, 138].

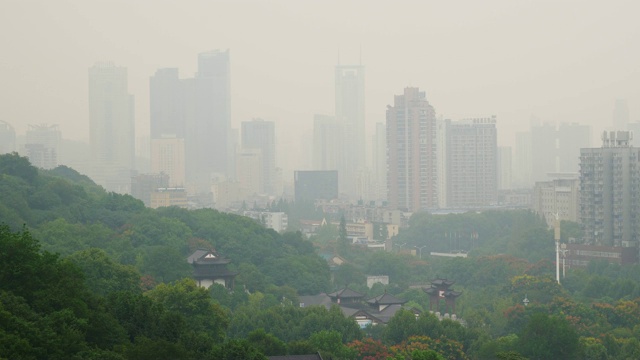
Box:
[67, 248, 141, 296]
[517, 313, 579, 360]
[145, 279, 229, 342]
[246, 329, 287, 356]
[338, 215, 349, 254]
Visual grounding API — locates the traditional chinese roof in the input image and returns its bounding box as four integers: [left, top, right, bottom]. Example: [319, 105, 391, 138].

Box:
[187, 249, 231, 265]
[299, 293, 332, 308]
[431, 278, 455, 287]
[328, 287, 365, 299]
[366, 292, 406, 306]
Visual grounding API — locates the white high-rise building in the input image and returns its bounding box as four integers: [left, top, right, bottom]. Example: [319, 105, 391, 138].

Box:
[88, 62, 135, 193]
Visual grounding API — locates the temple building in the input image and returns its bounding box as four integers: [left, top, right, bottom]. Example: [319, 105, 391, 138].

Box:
[187, 249, 237, 289]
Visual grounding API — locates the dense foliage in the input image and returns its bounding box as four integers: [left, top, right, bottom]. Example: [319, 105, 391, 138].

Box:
[3, 153, 640, 359]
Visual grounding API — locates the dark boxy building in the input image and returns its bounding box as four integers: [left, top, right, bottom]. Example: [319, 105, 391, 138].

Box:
[294, 170, 339, 202]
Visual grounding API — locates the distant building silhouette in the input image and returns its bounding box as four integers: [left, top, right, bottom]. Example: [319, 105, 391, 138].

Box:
[0, 120, 16, 155]
[25, 124, 61, 170]
[241, 119, 276, 195]
[613, 99, 630, 131]
[386, 87, 438, 212]
[294, 170, 339, 203]
[88, 62, 135, 193]
[335, 64, 365, 197]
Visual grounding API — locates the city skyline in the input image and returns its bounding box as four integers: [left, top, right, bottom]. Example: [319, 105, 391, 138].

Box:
[2, 1, 639, 179]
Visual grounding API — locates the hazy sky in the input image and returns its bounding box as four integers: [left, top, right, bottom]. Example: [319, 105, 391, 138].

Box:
[2, 1, 639, 171]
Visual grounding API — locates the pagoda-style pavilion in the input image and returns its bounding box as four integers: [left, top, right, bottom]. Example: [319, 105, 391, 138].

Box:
[423, 278, 462, 315]
[187, 249, 238, 289]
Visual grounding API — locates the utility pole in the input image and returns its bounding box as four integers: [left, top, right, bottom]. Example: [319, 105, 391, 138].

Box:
[554, 213, 561, 284]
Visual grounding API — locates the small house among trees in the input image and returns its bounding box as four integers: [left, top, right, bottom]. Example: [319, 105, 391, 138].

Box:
[187, 249, 238, 289]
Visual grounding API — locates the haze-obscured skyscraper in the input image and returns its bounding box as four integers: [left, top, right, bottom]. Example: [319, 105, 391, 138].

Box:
[25, 124, 61, 169]
[0, 121, 16, 154]
[386, 87, 438, 212]
[613, 99, 630, 131]
[335, 64, 365, 197]
[530, 122, 591, 182]
[241, 119, 275, 194]
[558, 122, 590, 173]
[88, 62, 135, 193]
[150, 68, 184, 139]
[183, 50, 231, 193]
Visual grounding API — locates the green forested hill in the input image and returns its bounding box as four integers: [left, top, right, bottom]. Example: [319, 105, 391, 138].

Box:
[0, 153, 329, 293]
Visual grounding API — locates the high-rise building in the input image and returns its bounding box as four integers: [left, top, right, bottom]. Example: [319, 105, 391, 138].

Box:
[444, 117, 498, 207]
[613, 99, 630, 131]
[183, 50, 231, 193]
[25, 124, 61, 169]
[241, 119, 276, 194]
[386, 87, 438, 212]
[580, 131, 638, 247]
[150, 136, 185, 187]
[88, 62, 135, 193]
[335, 64, 365, 196]
[0, 121, 16, 154]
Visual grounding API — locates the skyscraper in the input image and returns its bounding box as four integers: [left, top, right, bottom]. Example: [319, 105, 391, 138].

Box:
[182, 50, 231, 193]
[444, 117, 498, 207]
[335, 64, 365, 196]
[88, 62, 135, 193]
[241, 119, 276, 194]
[386, 87, 438, 212]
